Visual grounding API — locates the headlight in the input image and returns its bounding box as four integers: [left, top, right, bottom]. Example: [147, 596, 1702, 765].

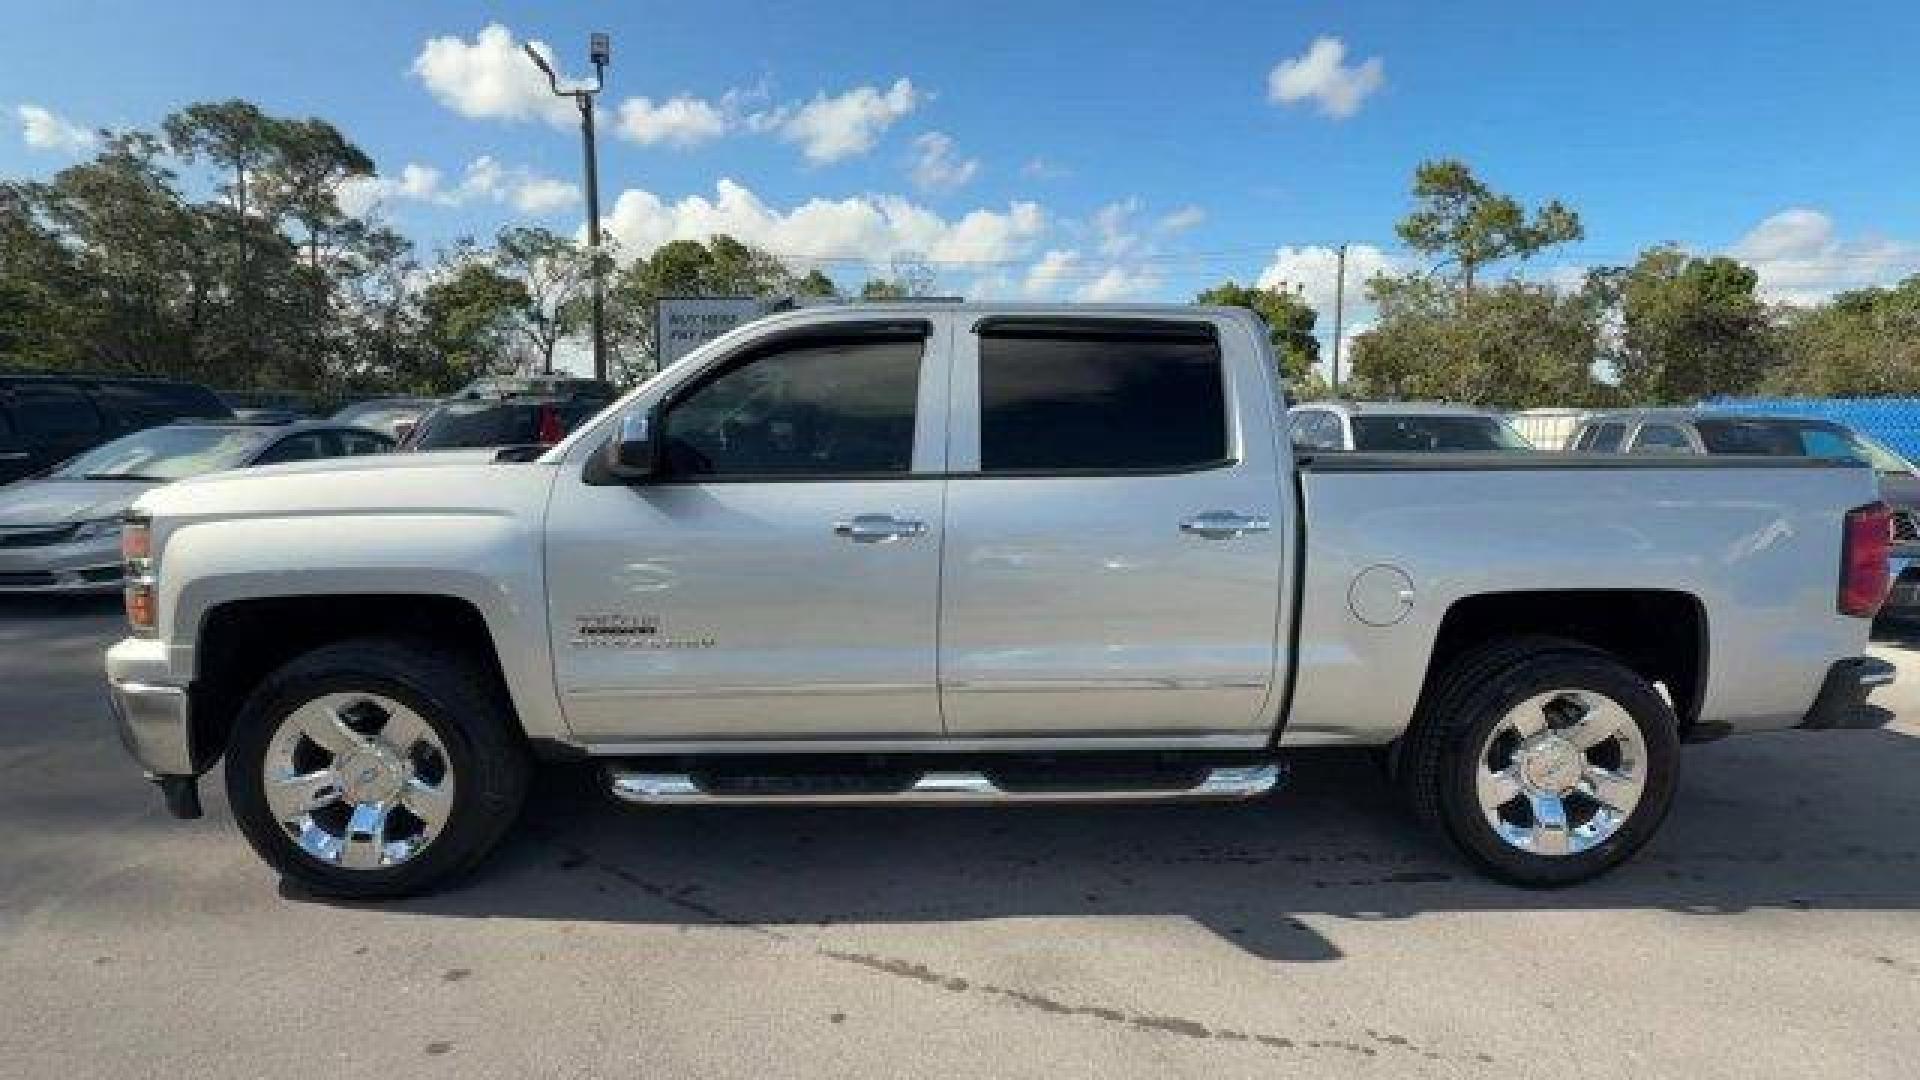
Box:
[68, 517, 122, 542]
[122, 515, 156, 636]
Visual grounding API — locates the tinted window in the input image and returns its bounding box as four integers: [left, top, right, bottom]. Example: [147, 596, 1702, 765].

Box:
[254, 432, 332, 465]
[1349, 415, 1531, 452]
[1588, 423, 1626, 453]
[662, 336, 922, 477]
[339, 429, 391, 456]
[8, 383, 102, 441]
[979, 327, 1226, 472]
[53, 426, 274, 480]
[91, 381, 226, 430]
[1630, 423, 1693, 453]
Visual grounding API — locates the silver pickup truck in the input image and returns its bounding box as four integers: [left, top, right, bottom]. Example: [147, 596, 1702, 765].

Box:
[107, 304, 1894, 898]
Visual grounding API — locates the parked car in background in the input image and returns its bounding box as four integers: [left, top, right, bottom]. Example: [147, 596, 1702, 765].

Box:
[1569, 408, 1920, 615]
[400, 393, 614, 452]
[451, 375, 618, 401]
[1507, 407, 1592, 451]
[0, 375, 232, 486]
[330, 397, 439, 442]
[216, 390, 318, 417]
[0, 418, 389, 594]
[1289, 401, 1535, 452]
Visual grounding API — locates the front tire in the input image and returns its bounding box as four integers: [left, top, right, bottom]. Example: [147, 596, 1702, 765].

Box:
[225, 638, 530, 898]
[1399, 637, 1679, 887]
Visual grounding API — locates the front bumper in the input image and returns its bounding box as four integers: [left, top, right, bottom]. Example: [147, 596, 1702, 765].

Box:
[0, 534, 124, 593]
[1797, 656, 1897, 731]
[107, 637, 205, 818]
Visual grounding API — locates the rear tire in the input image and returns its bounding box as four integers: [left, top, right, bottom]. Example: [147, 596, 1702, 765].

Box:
[1399, 636, 1679, 887]
[225, 637, 530, 899]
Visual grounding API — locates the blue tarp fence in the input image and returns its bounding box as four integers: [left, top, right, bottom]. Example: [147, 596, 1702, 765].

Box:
[1701, 397, 1920, 462]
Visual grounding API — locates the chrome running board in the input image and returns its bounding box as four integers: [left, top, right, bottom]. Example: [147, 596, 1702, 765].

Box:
[606, 764, 1282, 806]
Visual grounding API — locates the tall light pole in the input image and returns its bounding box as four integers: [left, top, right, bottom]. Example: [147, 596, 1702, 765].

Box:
[1329, 243, 1348, 396]
[526, 33, 610, 383]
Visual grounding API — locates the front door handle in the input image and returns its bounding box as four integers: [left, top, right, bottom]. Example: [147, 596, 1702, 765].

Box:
[834, 514, 927, 543]
[0, 452, 28, 461]
[1180, 511, 1272, 539]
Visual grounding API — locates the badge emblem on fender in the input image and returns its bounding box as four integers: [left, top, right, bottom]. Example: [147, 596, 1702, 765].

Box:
[570, 613, 715, 650]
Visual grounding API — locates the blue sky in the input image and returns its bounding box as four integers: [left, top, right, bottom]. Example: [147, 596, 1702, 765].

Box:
[6, 0, 1918, 330]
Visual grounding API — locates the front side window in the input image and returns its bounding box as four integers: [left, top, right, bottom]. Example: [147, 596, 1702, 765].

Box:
[661, 334, 923, 477]
[978, 325, 1227, 473]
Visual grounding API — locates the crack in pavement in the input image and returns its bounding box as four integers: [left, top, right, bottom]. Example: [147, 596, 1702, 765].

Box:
[548, 840, 1494, 1064]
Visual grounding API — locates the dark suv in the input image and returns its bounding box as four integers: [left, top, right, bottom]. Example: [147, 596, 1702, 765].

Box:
[400, 394, 614, 452]
[0, 375, 232, 486]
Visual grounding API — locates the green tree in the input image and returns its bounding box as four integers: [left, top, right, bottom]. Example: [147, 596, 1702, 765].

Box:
[1350, 276, 1607, 407]
[1766, 276, 1920, 396]
[1599, 246, 1776, 403]
[1396, 159, 1582, 287]
[859, 277, 911, 300]
[606, 234, 807, 377]
[417, 245, 531, 388]
[1194, 280, 1320, 387]
[493, 225, 598, 374]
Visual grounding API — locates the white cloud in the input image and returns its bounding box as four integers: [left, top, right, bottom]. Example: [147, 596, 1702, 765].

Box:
[776, 78, 918, 163]
[1157, 205, 1206, 234]
[1267, 36, 1385, 119]
[1256, 243, 1397, 317]
[512, 176, 583, 214]
[1020, 157, 1070, 180]
[616, 95, 728, 147]
[1023, 249, 1082, 297]
[600, 178, 1043, 283]
[338, 156, 579, 218]
[1076, 264, 1163, 303]
[411, 23, 575, 128]
[909, 132, 979, 192]
[17, 104, 95, 153]
[1730, 208, 1916, 304]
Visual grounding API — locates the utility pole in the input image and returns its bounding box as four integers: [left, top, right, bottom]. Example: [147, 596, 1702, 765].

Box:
[1329, 243, 1348, 396]
[526, 33, 611, 383]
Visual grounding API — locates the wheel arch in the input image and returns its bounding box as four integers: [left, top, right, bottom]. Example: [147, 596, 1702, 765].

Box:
[1419, 589, 1708, 736]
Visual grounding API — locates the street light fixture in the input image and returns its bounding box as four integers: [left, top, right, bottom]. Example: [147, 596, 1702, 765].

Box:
[525, 34, 611, 382]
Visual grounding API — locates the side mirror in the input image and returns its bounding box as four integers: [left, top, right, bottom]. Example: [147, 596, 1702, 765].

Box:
[602, 408, 661, 481]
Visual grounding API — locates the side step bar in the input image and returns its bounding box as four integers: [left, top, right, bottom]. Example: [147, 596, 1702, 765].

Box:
[607, 764, 1283, 806]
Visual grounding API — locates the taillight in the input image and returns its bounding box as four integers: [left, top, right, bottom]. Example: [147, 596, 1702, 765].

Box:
[535, 403, 565, 444]
[1839, 501, 1892, 617]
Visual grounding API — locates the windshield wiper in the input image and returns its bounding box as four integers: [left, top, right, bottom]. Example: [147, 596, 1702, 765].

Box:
[80, 472, 168, 481]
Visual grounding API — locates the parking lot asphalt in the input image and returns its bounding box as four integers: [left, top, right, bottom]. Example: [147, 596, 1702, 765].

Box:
[3, 597, 1918, 1079]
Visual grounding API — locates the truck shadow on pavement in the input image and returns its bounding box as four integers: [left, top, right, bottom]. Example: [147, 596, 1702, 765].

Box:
[335, 728, 1920, 965]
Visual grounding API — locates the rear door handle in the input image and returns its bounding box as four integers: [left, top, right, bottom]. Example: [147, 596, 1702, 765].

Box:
[0, 452, 28, 461]
[834, 514, 928, 543]
[1180, 511, 1272, 539]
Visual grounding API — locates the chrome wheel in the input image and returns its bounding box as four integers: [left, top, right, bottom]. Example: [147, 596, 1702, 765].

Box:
[1474, 689, 1646, 856]
[262, 692, 454, 870]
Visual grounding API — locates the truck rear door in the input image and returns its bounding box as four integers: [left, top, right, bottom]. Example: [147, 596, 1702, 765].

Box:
[936, 315, 1292, 736]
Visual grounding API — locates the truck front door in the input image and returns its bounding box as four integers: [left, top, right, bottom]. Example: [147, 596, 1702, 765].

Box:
[936, 316, 1291, 736]
[545, 317, 951, 743]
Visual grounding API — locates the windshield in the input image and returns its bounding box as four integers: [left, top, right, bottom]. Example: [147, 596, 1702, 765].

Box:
[1696, 418, 1911, 472]
[53, 426, 273, 480]
[1350, 414, 1534, 452]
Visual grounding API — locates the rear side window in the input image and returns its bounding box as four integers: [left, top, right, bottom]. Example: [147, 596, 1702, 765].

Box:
[339, 430, 391, 456]
[978, 325, 1227, 473]
[1587, 422, 1626, 453]
[254, 432, 332, 465]
[7, 383, 102, 442]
